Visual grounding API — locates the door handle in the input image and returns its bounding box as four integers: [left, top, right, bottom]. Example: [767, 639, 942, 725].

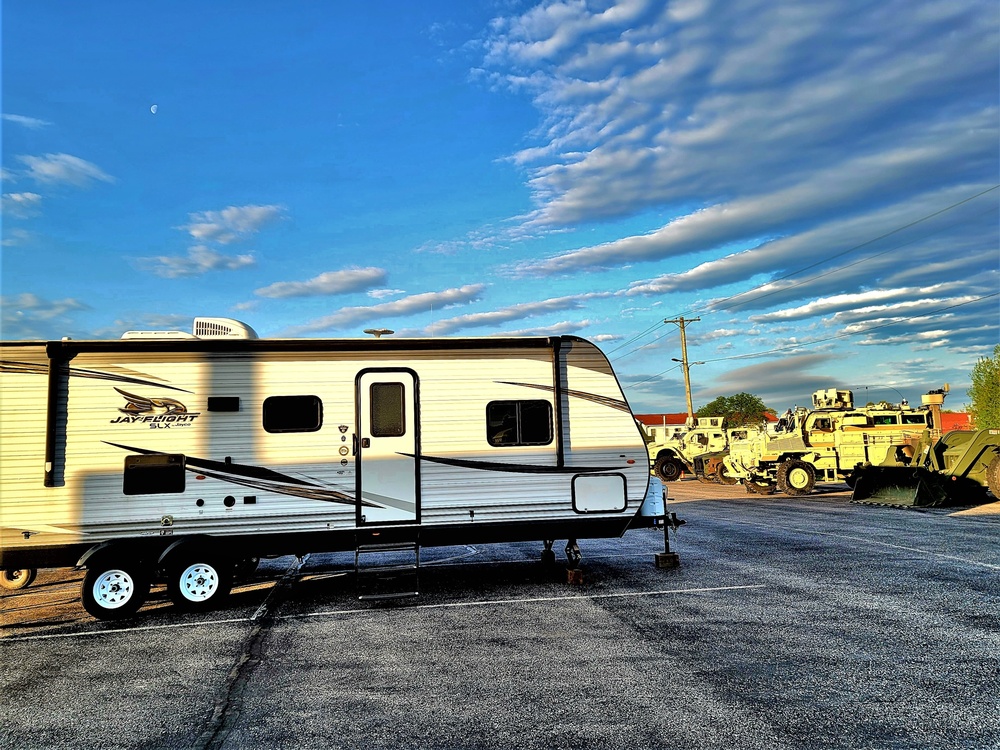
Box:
[361, 437, 371, 449]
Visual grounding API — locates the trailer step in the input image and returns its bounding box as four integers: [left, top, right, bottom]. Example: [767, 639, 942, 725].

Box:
[355, 541, 420, 601]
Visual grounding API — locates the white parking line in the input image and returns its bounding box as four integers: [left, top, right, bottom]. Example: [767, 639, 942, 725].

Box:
[742, 520, 1000, 570]
[282, 584, 769, 620]
[0, 584, 766, 642]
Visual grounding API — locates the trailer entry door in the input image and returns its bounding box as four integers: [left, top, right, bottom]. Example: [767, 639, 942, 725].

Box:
[356, 370, 419, 525]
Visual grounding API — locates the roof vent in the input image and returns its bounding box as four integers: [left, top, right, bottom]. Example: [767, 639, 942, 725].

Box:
[193, 317, 259, 339]
[121, 329, 197, 340]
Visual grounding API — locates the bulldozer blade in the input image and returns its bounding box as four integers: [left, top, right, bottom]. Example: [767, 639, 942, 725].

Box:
[850, 467, 951, 508]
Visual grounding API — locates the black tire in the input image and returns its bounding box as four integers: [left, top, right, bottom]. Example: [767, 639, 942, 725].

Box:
[0, 568, 37, 590]
[654, 455, 683, 482]
[987, 455, 1000, 498]
[716, 464, 739, 486]
[166, 554, 233, 612]
[776, 459, 816, 496]
[744, 477, 776, 495]
[82, 562, 150, 620]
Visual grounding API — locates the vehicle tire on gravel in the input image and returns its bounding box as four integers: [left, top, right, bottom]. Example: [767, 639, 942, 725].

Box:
[0, 568, 37, 590]
[987, 455, 1000, 498]
[776, 459, 816, 496]
[653, 455, 683, 482]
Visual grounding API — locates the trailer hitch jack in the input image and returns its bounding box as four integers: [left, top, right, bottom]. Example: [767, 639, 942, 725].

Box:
[655, 512, 685, 569]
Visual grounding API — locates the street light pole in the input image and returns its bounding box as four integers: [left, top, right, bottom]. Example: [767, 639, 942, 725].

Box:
[666, 316, 700, 426]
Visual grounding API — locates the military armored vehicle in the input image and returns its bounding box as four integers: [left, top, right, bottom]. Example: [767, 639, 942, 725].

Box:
[643, 417, 728, 482]
[723, 388, 934, 495]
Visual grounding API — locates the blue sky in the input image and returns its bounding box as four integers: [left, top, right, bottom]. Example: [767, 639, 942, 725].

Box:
[2, 0, 998, 414]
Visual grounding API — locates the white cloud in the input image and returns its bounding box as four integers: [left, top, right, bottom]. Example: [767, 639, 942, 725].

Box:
[423, 292, 612, 336]
[2, 113, 51, 129]
[255, 267, 387, 298]
[750, 285, 979, 324]
[17, 153, 114, 186]
[368, 288, 407, 300]
[181, 204, 284, 244]
[285, 284, 487, 335]
[492, 319, 599, 337]
[137, 245, 256, 279]
[1, 192, 42, 217]
[0, 293, 89, 340]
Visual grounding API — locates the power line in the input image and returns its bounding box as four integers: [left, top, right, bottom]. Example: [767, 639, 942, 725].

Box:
[610, 184, 1000, 361]
[680, 183, 1000, 318]
[699, 292, 999, 365]
[623, 291, 998, 394]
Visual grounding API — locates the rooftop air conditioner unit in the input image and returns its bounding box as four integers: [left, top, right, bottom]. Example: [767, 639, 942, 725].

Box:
[192, 317, 259, 340]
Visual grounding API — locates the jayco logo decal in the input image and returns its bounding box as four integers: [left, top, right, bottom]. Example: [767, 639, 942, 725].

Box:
[110, 388, 200, 429]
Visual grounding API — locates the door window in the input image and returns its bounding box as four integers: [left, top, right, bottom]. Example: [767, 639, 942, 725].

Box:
[370, 382, 405, 437]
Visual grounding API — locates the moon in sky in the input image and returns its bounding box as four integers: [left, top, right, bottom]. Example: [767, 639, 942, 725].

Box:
[150, 104, 158, 114]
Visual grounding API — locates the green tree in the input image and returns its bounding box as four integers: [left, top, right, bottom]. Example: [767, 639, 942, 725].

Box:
[968, 344, 1000, 429]
[696, 392, 775, 427]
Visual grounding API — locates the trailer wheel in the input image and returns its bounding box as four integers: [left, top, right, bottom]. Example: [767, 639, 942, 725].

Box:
[0, 568, 37, 590]
[82, 563, 150, 620]
[987, 455, 1000, 498]
[167, 555, 232, 612]
[777, 460, 816, 496]
[654, 456, 683, 482]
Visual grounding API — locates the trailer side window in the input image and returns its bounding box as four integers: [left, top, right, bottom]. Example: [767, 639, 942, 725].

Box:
[370, 382, 405, 437]
[263, 395, 323, 433]
[486, 400, 552, 447]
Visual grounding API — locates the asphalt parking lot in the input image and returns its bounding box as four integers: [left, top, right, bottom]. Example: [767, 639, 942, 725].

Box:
[2, 480, 998, 750]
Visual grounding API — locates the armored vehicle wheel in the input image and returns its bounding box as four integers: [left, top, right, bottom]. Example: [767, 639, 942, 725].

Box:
[744, 477, 776, 495]
[0, 567, 37, 590]
[654, 456, 683, 482]
[987, 455, 1000, 498]
[167, 554, 233, 612]
[776, 459, 816, 496]
[82, 562, 150, 620]
[715, 464, 739, 485]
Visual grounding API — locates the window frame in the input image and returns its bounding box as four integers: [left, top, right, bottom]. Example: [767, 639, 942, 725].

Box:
[486, 399, 554, 448]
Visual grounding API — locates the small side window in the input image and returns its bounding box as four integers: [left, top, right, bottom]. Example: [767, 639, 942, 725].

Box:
[487, 400, 553, 447]
[371, 382, 405, 437]
[263, 395, 323, 433]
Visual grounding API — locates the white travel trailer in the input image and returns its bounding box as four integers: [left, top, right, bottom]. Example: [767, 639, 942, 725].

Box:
[0, 319, 654, 619]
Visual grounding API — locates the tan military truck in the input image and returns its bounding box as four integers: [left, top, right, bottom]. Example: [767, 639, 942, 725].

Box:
[643, 416, 728, 482]
[723, 389, 933, 495]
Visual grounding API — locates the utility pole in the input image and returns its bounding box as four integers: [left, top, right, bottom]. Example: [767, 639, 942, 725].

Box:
[666, 316, 700, 426]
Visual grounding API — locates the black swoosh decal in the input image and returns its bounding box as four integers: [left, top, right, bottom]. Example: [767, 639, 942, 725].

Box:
[497, 381, 630, 413]
[104, 442, 374, 507]
[0, 360, 191, 393]
[407, 453, 622, 474]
